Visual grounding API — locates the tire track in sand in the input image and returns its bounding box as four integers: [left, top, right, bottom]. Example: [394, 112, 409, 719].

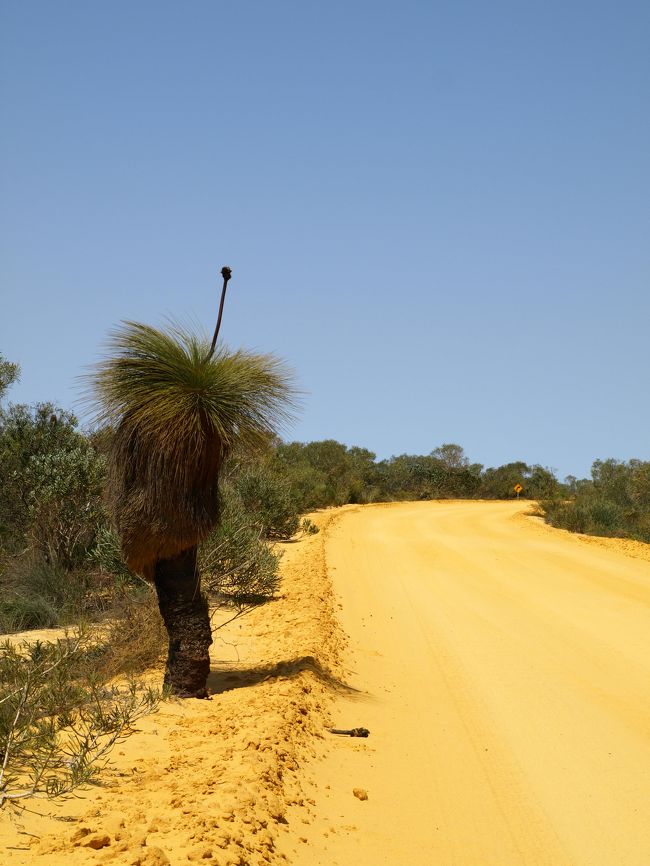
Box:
[279, 501, 650, 866]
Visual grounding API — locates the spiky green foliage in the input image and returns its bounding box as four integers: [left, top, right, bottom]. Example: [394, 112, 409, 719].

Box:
[86, 322, 297, 577]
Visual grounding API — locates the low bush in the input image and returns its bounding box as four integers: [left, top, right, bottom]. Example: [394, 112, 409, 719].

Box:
[0, 595, 59, 633]
[24, 444, 106, 568]
[0, 558, 92, 635]
[230, 459, 301, 540]
[99, 586, 166, 677]
[199, 492, 282, 607]
[0, 632, 162, 808]
[588, 500, 626, 534]
[542, 500, 590, 534]
[299, 517, 319, 535]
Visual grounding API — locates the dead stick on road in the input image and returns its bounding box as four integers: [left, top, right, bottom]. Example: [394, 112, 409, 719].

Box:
[329, 727, 370, 738]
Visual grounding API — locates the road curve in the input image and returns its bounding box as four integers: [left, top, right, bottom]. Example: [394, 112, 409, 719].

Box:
[283, 501, 650, 866]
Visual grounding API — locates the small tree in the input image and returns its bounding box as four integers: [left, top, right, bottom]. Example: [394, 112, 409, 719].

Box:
[0, 404, 86, 552]
[24, 445, 106, 568]
[88, 321, 295, 697]
[430, 443, 469, 470]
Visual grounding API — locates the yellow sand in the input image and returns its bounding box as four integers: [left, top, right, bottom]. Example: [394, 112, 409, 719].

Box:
[1, 511, 345, 866]
[279, 501, 650, 866]
[3, 501, 650, 865]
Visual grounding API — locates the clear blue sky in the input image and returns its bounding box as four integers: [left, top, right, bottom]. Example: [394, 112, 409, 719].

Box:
[2, 1, 648, 480]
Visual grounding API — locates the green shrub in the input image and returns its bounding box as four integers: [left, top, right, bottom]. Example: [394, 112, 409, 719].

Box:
[231, 460, 300, 539]
[541, 459, 650, 543]
[24, 445, 106, 568]
[199, 490, 281, 607]
[0, 632, 162, 807]
[588, 500, 625, 534]
[542, 501, 591, 534]
[0, 403, 84, 551]
[563, 504, 592, 534]
[0, 558, 91, 635]
[0, 595, 59, 633]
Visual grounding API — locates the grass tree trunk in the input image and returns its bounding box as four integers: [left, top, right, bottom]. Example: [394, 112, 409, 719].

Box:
[153, 546, 212, 698]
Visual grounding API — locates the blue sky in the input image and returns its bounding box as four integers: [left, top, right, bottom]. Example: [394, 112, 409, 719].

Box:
[2, 1, 648, 479]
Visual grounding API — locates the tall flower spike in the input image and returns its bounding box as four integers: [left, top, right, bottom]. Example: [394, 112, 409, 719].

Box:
[205, 266, 233, 363]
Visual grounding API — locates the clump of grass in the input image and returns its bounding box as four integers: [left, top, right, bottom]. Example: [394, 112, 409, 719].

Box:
[0, 557, 93, 635]
[300, 517, 319, 536]
[0, 595, 59, 632]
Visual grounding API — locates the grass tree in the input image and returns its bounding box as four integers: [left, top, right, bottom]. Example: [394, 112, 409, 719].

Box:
[88, 318, 295, 697]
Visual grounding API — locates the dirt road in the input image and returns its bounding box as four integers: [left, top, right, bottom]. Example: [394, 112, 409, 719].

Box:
[281, 501, 650, 866]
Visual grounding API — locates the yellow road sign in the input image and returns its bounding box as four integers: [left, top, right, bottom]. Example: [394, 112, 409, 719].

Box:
[514, 484, 523, 494]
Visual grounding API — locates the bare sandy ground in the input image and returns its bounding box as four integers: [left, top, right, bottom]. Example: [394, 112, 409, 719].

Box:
[2, 501, 650, 865]
[278, 501, 650, 866]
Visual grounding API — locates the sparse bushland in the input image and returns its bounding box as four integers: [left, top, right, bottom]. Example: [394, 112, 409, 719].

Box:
[0, 389, 298, 648]
[0, 347, 298, 801]
[266, 441, 648, 545]
[0, 402, 165, 806]
[2, 340, 648, 804]
[540, 459, 650, 543]
[271, 441, 560, 508]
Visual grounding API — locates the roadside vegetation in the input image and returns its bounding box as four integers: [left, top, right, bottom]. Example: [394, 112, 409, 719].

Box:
[0, 632, 160, 808]
[86, 320, 297, 698]
[3, 354, 647, 648]
[1, 345, 648, 805]
[270, 440, 562, 506]
[0, 344, 299, 805]
[540, 459, 650, 543]
[271, 440, 649, 543]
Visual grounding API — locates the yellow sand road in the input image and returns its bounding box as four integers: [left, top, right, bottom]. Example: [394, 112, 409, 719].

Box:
[283, 501, 650, 866]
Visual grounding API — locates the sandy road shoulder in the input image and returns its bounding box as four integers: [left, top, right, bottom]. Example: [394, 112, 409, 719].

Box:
[1, 509, 348, 866]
